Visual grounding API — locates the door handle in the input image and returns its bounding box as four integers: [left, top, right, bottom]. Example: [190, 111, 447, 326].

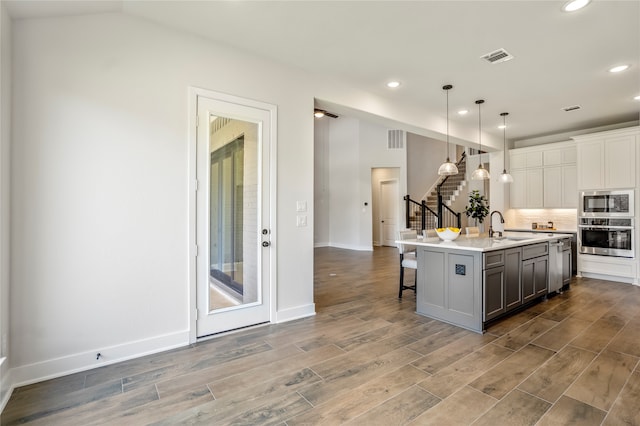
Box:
[262, 241, 271, 247]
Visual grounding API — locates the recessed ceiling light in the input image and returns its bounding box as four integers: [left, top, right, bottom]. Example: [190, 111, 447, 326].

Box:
[386, 81, 401, 88]
[609, 65, 630, 73]
[562, 0, 590, 12]
[458, 109, 468, 115]
[634, 95, 640, 101]
[498, 125, 506, 129]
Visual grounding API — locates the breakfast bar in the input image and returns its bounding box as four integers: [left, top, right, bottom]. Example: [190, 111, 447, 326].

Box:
[399, 232, 573, 333]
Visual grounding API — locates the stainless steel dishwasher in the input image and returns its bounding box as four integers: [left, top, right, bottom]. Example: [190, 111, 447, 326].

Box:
[548, 239, 562, 294]
[548, 237, 572, 294]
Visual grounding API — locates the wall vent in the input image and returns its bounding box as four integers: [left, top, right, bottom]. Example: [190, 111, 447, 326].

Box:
[388, 130, 405, 149]
[481, 48, 514, 64]
[562, 105, 581, 112]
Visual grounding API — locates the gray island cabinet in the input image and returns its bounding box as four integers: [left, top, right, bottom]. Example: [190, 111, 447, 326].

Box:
[403, 233, 569, 333]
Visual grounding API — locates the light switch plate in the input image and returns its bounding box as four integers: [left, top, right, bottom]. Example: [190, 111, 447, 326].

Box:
[296, 215, 307, 227]
[296, 201, 307, 212]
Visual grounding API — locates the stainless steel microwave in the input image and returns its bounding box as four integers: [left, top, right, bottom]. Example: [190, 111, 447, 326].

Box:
[580, 190, 634, 217]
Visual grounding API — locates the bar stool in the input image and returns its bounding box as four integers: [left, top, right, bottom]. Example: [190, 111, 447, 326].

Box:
[397, 229, 418, 298]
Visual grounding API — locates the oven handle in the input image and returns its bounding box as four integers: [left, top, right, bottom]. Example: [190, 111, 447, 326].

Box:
[578, 225, 633, 230]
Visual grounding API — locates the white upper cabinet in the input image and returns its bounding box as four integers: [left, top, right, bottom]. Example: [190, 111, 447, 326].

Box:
[509, 141, 577, 209]
[574, 127, 639, 190]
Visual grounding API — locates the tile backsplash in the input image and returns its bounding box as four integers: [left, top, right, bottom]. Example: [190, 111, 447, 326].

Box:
[504, 209, 578, 231]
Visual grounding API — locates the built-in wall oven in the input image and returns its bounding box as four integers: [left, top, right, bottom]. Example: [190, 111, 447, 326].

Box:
[578, 217, 634, 258]
[580, 190, 634, 217]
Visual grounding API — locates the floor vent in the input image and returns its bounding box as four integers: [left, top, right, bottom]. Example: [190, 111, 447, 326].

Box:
[481, 48, 514, 64]
[562, 105, 581, 112]
[388, 130, 405, 149]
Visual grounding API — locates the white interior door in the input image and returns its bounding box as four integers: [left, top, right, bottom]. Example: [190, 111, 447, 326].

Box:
[195, 94, 274, 337]
[380, 179, 399, 247]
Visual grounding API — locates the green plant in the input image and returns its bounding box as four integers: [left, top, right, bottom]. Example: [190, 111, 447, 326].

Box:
[465, 190, 489, 223]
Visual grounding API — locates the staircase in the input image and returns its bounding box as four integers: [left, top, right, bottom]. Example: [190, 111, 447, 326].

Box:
[424, 159, 467, 228]
[405, 154, 467, 232]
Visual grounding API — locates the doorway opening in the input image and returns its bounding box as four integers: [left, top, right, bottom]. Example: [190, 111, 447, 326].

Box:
[371, 168, 401, 247]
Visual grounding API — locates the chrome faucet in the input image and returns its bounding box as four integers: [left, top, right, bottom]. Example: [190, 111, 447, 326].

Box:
[489, 210, 505, 238]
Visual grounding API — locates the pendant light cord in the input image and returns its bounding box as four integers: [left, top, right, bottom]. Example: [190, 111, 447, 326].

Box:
[475, 99, 484, 160]
[502, 113, 507, 170]
[446, 87, 450, 161]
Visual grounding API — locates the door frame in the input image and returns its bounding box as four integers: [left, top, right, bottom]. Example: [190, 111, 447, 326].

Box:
[379, 178, 400, 247]
[188, 87, 278, 343]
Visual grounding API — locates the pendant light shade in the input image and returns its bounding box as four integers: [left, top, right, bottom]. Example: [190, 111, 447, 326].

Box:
[498, 112, 514, 183]
[471, 99, 490, 180]
[438, 84, 459, 176]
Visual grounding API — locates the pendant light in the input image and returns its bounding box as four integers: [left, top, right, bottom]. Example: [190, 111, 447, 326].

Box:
[438, 84, 459, 176]
[498, 112, 514, 183]
[471, 99, 490, 180]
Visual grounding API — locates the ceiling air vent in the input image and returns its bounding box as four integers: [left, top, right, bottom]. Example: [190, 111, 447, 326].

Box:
[481, 48, 514, 64]
[562, 105, 581, 112]
[388, 130, 405, 150]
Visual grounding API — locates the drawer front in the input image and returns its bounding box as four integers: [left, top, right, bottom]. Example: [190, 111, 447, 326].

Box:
[484, 250, 505, 269]
[522, 243, 549, 260]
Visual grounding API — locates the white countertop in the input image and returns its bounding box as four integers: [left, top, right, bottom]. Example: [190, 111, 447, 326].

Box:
[398, 231, 574, 252]
[505, 228, 577, 234]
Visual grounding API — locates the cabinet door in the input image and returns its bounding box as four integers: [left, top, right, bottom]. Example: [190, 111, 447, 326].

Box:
[510, 152, 527, 170]
[510, 170, 527, 208]
[522, 258, 536, 303]
[526, 168, 544, 207]
[484, 266, 505, 321]
[505, 248, 522, 311]
[543, 167, 562, 208]
[605, 135, 636, 189]
[577, 140, 604, 189]
[562, 165, 578, 208]
[522, 256, 548, 302]
[534, 256, 549, 297]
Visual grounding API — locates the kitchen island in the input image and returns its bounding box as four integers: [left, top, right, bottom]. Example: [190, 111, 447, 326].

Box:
[400, 232, 573, 333]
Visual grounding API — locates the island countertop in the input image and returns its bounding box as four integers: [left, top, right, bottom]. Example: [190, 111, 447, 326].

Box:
[398, 231, 574, 252]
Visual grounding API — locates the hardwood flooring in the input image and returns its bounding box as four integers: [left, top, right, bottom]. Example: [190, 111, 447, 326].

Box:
[3, 246, 640, 425]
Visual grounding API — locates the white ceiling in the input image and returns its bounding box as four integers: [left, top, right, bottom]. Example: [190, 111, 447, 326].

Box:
[5, 0, 640, 144]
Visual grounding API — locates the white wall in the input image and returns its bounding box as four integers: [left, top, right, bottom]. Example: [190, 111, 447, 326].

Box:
[327, 117, 362, 249]
[319, 116, 405, 251]
[10, 12, 316, 384]
[0, 2, 12, 408]
[314, 118, 330, 247]
[406, 133, 446, 200]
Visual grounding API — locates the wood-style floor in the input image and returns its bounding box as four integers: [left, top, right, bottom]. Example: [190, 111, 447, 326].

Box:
[3, 246, 640, 425]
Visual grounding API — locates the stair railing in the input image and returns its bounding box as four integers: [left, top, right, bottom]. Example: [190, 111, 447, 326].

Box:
[435, 153, 465, 229]
[404, 196, 438, 232]
[405, 152, 466, 231]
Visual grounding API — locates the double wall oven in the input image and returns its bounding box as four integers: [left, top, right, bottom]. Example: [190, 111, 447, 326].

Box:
[579, 190, 634, 258]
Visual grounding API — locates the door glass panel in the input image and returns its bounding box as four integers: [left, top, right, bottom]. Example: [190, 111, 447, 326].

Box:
[208, 118, 258, 312]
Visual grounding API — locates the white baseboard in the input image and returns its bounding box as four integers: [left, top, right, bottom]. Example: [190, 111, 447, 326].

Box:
[275, 303, 315, 323]
[10, 330, 190, 388]
[0, 357, 12, 413]
[579, 271, 638, 285]
[314, 242, 330, 248]
[329, 243, 373, 251]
